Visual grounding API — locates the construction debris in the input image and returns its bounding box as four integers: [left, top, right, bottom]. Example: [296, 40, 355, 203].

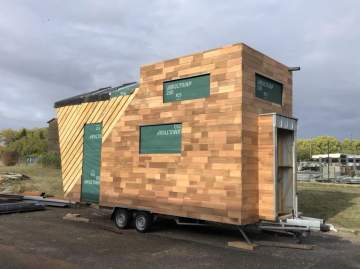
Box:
[0, 193, 75, 208]
[0, 193, 45, 214]
[0, 173, 31, 182]
[23, 195, 75, 208]
[0, 201, 45, 214]
[63, 213, 89, 223]
[0, 193, 23, 202]
[0, 192, 75, 214]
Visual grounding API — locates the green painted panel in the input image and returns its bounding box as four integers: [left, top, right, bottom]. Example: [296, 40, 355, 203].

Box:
[110, 83, 137, 98]
[255, 74, 283, 105]
[81, 123, 102, 203]
[140, 123, 182, 154]
[163, 74, 210, 103]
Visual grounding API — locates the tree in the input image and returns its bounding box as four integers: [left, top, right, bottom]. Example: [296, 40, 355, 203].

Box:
[0, 129, 19, 146]
[310, 136, 341, 155]
[18, 128, 27, 139]
[342, 139, 360, 154]
[0, 127, 48, 157]
[355, 141, 360, 154]
[296, 139, 312, 161]
[297, 136, 360, 160]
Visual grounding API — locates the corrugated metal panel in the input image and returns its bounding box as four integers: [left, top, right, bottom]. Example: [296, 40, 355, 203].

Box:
[275, 114, 297, 130]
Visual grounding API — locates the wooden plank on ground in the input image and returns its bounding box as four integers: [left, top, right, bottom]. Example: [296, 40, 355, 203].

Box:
[228, 241, 257, 251]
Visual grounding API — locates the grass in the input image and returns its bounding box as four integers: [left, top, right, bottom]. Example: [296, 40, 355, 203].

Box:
[0, 163, 63, 197]
[298, 182, 360, 230]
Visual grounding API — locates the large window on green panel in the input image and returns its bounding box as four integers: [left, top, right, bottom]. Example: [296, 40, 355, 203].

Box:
[163, 74, 210, 102]
[140, 123, 182, 154]
[255, 74, 283, 105]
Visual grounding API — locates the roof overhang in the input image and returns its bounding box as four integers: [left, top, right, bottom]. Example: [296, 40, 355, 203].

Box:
[54, 82, 138, 108]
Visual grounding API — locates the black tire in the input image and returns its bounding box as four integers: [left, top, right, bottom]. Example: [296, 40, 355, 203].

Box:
[135, 211, 153, 233]
[113, 208, 131, 229]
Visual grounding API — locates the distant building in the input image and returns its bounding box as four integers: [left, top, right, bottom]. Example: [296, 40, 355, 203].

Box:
[47, 118, 60, 154]
[311, 153, 360, 167]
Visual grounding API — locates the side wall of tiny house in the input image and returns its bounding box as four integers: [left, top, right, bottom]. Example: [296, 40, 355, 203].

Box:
[100, 44, 245, 224]
[241, 45, 292, 222]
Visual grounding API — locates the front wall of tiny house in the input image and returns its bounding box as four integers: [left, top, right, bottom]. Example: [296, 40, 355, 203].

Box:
[100, 44, 293, 225]
[100, 44, 245, 224]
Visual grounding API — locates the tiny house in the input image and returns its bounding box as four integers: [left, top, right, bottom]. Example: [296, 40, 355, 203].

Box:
[55, 43, 297, 232]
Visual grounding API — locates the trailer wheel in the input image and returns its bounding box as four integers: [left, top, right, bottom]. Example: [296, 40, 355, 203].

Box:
[113, 208, 131, 229]
[135, 211, 153, 233]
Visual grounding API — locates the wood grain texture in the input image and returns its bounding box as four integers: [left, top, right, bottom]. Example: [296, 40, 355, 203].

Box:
[241, 44, 292, 222]
[100, 44, 244, 224]
[56, 90, 138, 199]
[258, 114, 275, 220]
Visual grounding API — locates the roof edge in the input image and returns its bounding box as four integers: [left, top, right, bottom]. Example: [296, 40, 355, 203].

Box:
[54, 82, 138, 108]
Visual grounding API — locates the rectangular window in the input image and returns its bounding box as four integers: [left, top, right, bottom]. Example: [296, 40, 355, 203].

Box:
[255, 73, 283, 105]
[163, 74, 210, 103]
[140, 123, 182, 154]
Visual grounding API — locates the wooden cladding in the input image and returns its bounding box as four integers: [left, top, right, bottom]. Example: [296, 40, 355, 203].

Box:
[258, 114, 276, 220]
[56, 89, 138, 197]
[98, 43, 293, 225]
[101, 44, 245, 225]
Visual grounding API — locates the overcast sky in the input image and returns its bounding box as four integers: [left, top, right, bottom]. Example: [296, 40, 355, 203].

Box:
[0, 0, 359, 139]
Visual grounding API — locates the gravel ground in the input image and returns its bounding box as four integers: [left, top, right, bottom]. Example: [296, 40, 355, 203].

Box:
[0, 206, 359, 269]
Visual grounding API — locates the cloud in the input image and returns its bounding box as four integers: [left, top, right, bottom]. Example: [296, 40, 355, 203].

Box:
[0, 0, 359, 139]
